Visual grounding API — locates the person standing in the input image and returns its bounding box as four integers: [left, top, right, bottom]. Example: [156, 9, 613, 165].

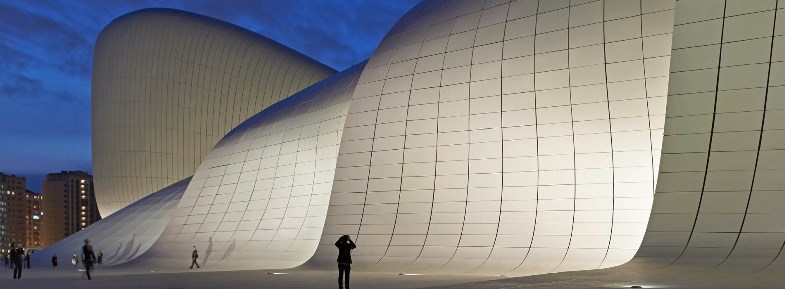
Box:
[52, 254, 58, 269]
[97, 250, 103, 267]
[10, 244, 23, 279]
[3, 254, 8, 269]
[335, 235, 356, 289]
[72, 254, 78, 269]
[24, 253, 30, 269]
[82, 239, 96, 280]
[189, 245, 200, 269]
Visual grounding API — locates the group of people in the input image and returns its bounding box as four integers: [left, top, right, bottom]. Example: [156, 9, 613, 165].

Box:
[4, 235, 357, 286]
[6, 239, 102, 280]
[60, 248, 104, 270]
[3, 248, 32, 272]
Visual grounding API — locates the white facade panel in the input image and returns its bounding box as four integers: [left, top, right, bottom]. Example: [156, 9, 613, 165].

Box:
[129, 63, 366, 270]
[305, 0, 673, 275]
[92, 9, 335, 216]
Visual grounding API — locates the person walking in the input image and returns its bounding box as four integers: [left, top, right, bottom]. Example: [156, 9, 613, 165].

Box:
[72, 254, 78, 269]
[97, 250, 103, 267]
[189, 245, 200, 269]
[3, 254, 8, 269]
[82, 239, 96, 280]
[24, 253, 30, 269]
[10, 244, 23, 279]
[52, 254, 58, 269]
[335, 235, 356, 289]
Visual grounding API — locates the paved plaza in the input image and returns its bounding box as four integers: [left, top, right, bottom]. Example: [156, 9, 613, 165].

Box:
[0, 267, 496, 289]
[4, 262, 785, 289]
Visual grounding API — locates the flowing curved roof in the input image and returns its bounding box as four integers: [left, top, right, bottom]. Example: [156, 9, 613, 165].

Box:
[92, 8, 336, 216]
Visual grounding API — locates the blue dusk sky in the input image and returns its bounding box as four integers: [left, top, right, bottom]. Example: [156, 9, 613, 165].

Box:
[0, 0, 419, 192]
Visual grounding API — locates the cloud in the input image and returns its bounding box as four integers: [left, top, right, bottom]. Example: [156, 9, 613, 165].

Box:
[0, 1, 94, 104]
[0, 0, 419, 178]
[0, 2, 90, 51]
[0, 74, 40, 96]
[241, 0, 420, 69]
[0, 42, 43, 71]
[113, 0, 420, 70]
[0, 73, 82, 103]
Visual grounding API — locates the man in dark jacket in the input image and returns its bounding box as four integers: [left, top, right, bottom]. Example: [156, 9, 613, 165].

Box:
[335, 235, 356, 289]
[9, 244, 23, 279]
[189, 245, 200, 269]
[82, 239, 96, 280]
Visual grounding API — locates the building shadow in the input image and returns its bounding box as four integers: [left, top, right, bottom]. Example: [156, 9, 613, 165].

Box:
[219, 239, 236, 262]
[202, 237, 214, 267]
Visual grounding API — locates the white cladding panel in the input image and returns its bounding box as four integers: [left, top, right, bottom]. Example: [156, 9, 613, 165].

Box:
[635, 0, 785, 268]
[306, 0, 673, 275]
[92, 9, 335, 216]
[129, 64, 366, 270]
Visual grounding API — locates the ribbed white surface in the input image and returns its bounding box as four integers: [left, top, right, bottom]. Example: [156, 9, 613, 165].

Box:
[129, 63, 366, 270]
[308, 0, 672, 275]
[635, 0, 785, 268]
[91, 9, 335, 216]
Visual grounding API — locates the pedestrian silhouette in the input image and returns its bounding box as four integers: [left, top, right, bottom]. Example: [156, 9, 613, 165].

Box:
[72, 254, 78, 269]
[10, 244, 24, 279]
[3, 254, 8, 269]
[82, 239, 97, 280]
[335, 235, 356, 289]
[189, 245, 200, 269]
[52, 254, 58, 269]
[24, 253, 30, 269]
[97, 250, 103, 267]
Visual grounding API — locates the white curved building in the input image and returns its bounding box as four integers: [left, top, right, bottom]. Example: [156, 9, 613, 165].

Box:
[91, 8, 336, 216]
[69, 0, 784, 281]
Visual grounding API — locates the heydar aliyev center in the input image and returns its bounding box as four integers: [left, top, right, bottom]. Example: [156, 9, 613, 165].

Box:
[35, 0, 785, 284]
